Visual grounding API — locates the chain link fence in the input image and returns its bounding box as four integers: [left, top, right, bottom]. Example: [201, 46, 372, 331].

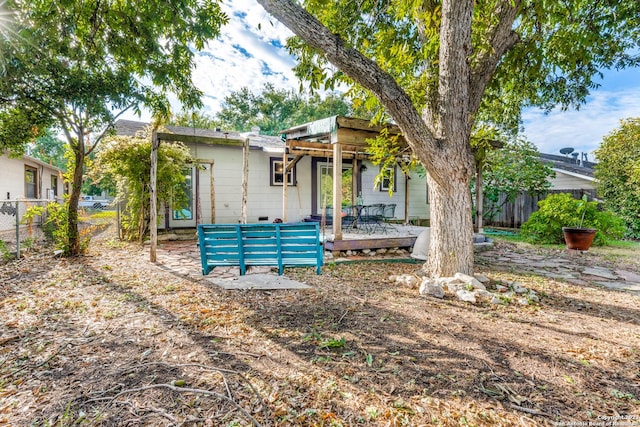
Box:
[0, 199, 58, 258]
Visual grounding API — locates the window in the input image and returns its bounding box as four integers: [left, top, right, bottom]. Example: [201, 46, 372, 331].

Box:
[51, 175, 58, 198]
[270, 157, 296, 186]
[173, 168, 194, 220]
[378, 166, 396, 192]
[25, 167, 37, 198]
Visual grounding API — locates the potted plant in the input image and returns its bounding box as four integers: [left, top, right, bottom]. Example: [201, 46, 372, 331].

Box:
[562, 195, 596, 250]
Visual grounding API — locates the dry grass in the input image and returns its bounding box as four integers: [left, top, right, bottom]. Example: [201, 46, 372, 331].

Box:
[0, 221, 638, 426]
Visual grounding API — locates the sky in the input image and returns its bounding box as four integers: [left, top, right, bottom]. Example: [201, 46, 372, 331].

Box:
[147, 0, 640, 162]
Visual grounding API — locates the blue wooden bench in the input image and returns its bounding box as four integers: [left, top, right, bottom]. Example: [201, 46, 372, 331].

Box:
[197, 223, 323, 276]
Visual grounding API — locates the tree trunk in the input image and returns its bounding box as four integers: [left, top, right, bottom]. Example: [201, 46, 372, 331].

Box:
[425, 172, 474, 276]
[256, 0, 478, 277]
[68, 146, 85, 256]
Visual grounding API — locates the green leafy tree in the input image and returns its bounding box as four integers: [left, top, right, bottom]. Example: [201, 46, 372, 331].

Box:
[29, 130, 66, 169]
[481, 137, 555, 221]
[256, 0, 640, 276]
[0, 0, 227, 255]
[594, 117, 640, 238]
[170, 110, 221, 130]
[94, 131, 193, 242]
[216, 84, 354, 134]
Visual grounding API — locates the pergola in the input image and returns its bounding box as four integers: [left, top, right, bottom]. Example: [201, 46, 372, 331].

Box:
[280, 116, 410, 241]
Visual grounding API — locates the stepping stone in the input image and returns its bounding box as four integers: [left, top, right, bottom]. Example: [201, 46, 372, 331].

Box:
[595, 281, 640, 292]
[615, 269, 640, 284]
[582, 267, 618, 280]
[207, 273, 312, 290]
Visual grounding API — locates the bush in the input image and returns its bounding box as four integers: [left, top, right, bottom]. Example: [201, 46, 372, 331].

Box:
[22, 201, 90, 255]
[520, 193, 626, 245]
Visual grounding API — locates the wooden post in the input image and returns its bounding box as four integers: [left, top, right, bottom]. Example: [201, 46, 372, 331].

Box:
[351, 158, 358, 206]
[150, 128, 159, 262]
[282, 151, 288, 222]
[240, 138, 249, 224]
[333, 142, 342, 240]
[475, 165, 483, 234]
[404, 172, 410, 225]
[195, 161, 201, 225]
[209, 161, 215, 223]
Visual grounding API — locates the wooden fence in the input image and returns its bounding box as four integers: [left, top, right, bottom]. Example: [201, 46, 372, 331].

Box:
[483, 189, 598, 229]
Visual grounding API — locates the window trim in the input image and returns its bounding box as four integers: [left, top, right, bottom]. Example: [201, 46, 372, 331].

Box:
[378, 165, 396, 192]
[270, 157, 297, 186]
[51, 174, 58, 198]
[25, 166, 38, 199]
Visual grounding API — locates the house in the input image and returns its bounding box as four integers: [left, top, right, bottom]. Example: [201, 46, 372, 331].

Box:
[115, 118, 431, 240]
[540, 152, 596, 192]
[486, 151, 598, 228]
[0, 152, 65, 240]
[1, 152, 65, 201]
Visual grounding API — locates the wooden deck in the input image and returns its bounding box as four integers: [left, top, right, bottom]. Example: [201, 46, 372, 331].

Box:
[324, 236, 417, 252]
[322, 224, 424, 252]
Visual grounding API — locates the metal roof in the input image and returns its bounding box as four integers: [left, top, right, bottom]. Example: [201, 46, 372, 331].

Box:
[540, 153, 595, 178]
[114, 120, 284, 150]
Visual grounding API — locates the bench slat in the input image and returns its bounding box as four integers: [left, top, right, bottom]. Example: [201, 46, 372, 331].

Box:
[197, 222, 322, 276]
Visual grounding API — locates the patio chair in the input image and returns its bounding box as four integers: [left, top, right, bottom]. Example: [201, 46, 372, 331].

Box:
[341, 205, 358, 232]
[359, 204, 385, 234]
[382, 203, 396, 231]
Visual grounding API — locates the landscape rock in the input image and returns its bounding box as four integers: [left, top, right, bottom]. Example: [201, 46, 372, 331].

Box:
[392, 274, 420, 288]
[495, 284, 508, 293]
[615, 269, 640, 283]
[454, 272, 486, 291]
[527, 293, 540, 303]
[475, 289, 494, 301]
[456, 289, 477, 303]
[475, 274, 490, 284]
[419, 279, 445, 299]
[513, 284, 529, 294]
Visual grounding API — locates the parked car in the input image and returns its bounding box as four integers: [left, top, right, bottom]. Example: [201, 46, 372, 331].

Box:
[78, 195, 109, 210]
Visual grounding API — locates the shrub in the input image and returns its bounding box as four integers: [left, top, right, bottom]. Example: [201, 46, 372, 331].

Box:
[520, 193, 626, 245]
[22, 202, 90, 255]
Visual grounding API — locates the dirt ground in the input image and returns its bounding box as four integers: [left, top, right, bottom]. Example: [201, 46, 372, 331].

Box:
[0, 220, 639, 426]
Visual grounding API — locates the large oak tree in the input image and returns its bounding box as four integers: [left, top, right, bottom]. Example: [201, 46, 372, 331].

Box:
[0, 0, 227, 255]
[256, 0, 639, 277]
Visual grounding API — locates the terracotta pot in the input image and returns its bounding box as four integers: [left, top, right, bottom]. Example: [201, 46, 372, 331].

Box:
[562, 227, 596, 250]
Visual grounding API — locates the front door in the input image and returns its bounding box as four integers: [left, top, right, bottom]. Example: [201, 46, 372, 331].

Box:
[317, 162, 353, 214]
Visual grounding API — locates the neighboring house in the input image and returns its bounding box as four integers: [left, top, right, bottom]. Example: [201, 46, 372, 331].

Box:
[539, 152, 596, 191]
[115, 118, 431, 232]
[486, 151, 598, 228]
[0, 152, 65, 201]
[0, 152, 66, 238]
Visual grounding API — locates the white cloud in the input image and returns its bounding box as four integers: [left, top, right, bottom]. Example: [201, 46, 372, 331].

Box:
[127, 0, 640, 153]
[522, 84, 640, 160]
[189, 0, 298, 115]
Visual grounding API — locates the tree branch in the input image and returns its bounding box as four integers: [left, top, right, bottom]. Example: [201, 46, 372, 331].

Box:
[256, 0, 439, 172]
[469, 0, 522, 116]
[86, 104, 134, 156]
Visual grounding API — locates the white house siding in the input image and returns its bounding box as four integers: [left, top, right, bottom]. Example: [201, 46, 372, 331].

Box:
[182, 143, 313, 225]
[550, 170, 596, 191]
[157, 141, 430, 227]
[358, 162, 430, 221]
[0, 154, 62, 201]
[405, 170, 431, 221]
